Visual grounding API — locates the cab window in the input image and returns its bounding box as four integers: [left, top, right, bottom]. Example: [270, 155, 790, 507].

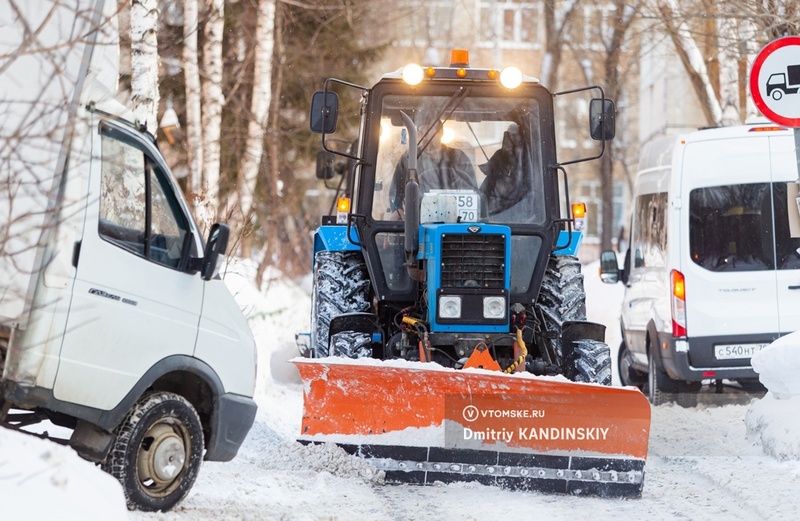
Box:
[98, 123, 193, 269]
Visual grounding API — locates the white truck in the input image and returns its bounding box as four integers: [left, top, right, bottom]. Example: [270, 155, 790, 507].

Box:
[0, 0, 257, 511]
[600, 123, 800, 406]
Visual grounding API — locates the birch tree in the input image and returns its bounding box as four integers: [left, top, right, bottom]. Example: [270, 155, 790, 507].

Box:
[130, 0, 160, 132]
[234, 0, 276, 256]
[655, 0, 723, 127]
[202, 0, 225, 217]
[183, 0, 203, 208]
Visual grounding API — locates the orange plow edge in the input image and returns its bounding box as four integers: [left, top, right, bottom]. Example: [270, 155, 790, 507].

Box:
[293, 359, 652, 497]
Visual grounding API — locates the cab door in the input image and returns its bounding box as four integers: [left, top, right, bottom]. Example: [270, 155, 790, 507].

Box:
[53, 118, 205, 410]
[769, 133, 800, 335]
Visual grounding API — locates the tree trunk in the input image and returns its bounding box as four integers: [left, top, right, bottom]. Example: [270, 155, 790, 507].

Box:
[657, 0, 723, 126]
[130, 0, 159, 132]
[202, 0, 225, 218]
[539, 0, 581, 92]
[717, 7, 741, 126]
[598, 0, 636, 251]
[235, 0, 276, 258]
[183, 0, 203, 217]
[257, 2, 284, 288]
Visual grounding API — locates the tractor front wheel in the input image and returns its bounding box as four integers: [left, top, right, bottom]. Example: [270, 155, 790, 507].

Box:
[565, 339, 612, 386]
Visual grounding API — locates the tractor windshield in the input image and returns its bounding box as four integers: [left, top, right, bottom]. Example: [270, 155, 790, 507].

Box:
[372, 94, 545, 225]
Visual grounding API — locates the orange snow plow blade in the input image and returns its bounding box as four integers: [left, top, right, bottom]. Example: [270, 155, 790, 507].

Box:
[293, 359, 651, 497]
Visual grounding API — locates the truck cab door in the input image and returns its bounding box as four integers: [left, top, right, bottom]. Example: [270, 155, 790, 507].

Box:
[53, 119, 205, 410]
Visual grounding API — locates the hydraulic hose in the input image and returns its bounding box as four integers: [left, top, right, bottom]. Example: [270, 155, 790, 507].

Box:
[504, 328, 528, 374]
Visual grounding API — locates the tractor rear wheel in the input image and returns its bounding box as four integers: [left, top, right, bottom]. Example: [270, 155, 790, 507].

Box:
[310, 251, 370, 358]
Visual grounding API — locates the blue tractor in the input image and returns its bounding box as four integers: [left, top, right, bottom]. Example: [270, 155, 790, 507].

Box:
[296, 50, 651, 497]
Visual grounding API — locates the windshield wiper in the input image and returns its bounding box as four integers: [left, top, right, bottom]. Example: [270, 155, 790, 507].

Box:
[417, 87, 470, 157]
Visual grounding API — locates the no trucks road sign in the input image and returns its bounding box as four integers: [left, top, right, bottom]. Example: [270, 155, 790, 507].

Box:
[751, 36, 800, 127]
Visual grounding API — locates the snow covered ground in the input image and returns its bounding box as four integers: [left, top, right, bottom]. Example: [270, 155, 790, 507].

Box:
[3, 260, 800, 520]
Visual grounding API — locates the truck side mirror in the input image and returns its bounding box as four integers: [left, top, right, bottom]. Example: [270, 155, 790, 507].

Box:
[309, 91, 338, 134]
[590, 98, 615, 141]
[201, 223, 230, 281]
[599, 249, 620, 284]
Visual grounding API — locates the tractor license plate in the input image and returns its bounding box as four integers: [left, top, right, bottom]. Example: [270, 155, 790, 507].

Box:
[714, 343, 768, 360]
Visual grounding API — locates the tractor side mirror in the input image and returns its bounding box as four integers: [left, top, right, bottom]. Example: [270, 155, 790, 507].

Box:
[310, 91, 339, 134]
[590, 98, 615, 141]
[316, 150, 335, 180]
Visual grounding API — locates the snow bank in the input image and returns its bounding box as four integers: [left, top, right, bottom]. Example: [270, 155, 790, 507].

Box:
[0, 428, 128, 520]
[746, 330, 800, 460]
[222, 257, 310, 389]
[745, 393, 800, 460]
[750, 330, 800, 398]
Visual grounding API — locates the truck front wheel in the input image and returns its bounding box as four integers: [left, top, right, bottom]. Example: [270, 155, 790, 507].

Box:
[647, 351, 698, 407]
[103, 391, 204, 512]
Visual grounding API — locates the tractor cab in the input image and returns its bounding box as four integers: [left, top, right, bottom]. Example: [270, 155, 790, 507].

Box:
[310, 50, 615, 332]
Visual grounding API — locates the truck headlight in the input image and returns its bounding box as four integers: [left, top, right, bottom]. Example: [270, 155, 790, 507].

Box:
[439, 295, 462, 319]
[483, 296, 506, 319]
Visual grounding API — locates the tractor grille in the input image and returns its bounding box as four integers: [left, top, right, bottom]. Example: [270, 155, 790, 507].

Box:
[440, 233, 505, 289]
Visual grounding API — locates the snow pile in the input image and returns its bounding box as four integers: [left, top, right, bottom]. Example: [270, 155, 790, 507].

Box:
[0, 428, 128, 520]
[750, 330, 800, 398]
[745, 394, 800, 461]
[746, 330, 800, 460]
[261, 441, 385, 484]
[222, 257, 309, 389]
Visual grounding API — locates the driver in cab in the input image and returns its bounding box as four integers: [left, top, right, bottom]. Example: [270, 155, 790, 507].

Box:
[388, 117, 477, 217]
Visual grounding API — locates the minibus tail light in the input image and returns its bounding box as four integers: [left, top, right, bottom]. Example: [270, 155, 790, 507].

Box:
[671, 269, 687, 337]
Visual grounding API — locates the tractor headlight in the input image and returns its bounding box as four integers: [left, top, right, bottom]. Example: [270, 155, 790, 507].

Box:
[483, 296, 506, 320]
[499, 66, 523, 89]
[439, 295, 462, 319]
[402, 63, 424, 85]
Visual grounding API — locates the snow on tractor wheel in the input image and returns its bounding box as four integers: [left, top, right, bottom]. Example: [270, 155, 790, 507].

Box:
[565, 338, 612, 385]
[537, 255, 587, 361]
[310, 251, 371, 358]
[330, 330, 372, 358]
[103, 391, 204, 512]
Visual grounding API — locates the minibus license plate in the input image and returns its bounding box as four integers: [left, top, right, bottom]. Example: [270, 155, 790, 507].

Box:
[714, 343, 768, 360]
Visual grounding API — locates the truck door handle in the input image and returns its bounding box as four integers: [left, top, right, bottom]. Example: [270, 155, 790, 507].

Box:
[789, 285, 800, 290]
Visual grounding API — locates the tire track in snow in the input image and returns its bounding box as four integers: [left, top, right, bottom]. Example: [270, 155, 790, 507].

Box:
[644, 402, 793, 520]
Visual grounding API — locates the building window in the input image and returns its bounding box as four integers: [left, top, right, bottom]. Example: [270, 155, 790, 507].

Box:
[568, 3, 616, 51]
[478, 1, 543, 50]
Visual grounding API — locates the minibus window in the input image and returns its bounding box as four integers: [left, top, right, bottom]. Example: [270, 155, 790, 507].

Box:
[689, 183, 774, 272]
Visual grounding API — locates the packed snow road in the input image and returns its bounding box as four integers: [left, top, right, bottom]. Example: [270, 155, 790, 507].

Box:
[127, 263, 800, 521]
[129, 387, 800, 521]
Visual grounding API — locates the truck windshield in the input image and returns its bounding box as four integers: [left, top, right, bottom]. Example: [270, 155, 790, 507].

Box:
[372, 94, 545, 225]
